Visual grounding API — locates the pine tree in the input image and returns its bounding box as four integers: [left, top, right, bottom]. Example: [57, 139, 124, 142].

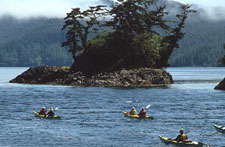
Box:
[62, 6, 107, 61]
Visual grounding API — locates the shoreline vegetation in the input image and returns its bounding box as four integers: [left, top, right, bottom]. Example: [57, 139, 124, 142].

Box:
[10, 0, 195, 87]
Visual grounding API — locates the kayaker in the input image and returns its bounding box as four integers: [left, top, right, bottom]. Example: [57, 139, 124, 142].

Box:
[138, 107, 146, 118]
[39, 106, 46, 115]
[130, 107, 137, 115]
[47, 107, 55, 117]
[175, 129, 189, 142]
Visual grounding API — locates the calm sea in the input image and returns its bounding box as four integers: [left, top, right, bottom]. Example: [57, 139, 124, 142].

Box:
[0, 67, 225, 147]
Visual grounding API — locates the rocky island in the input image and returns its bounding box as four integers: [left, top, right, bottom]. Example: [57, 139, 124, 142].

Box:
[10, 1, 195, 87]
[10, 66, 173, 88]
[215, 43, 225, 90]
[215, 78, 225, 90]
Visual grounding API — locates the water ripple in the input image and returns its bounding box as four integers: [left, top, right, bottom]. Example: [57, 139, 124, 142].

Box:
[1, 67, 225, 146]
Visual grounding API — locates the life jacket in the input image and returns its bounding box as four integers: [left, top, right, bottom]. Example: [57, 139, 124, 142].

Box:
[47, 110, 55, 117]
[130, 109, 137, 115]
[177, 134, 188, 141]
[139, 109, 146, 117]
[39, 109, 46, 115]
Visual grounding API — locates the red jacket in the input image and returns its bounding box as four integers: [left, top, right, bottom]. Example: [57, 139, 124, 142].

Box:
[39, 109, 46, 115]
[139, 109, 146, 117]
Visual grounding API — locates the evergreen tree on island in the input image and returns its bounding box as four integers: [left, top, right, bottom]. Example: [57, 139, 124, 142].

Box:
[62, 0, 196, 73]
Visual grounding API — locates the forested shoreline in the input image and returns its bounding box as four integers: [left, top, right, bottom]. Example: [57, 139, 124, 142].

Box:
[171, 19, 225, 67]
[0, 16, 72, 67]
[0, 2, 225, 67]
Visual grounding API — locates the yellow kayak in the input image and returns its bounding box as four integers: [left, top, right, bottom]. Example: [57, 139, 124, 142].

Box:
[159, 135, 204, 147]
[33, 111, 61, 119]
[122, 111, 153, 119]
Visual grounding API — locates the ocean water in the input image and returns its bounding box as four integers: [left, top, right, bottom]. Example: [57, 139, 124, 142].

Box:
[0, 67, 225, 147]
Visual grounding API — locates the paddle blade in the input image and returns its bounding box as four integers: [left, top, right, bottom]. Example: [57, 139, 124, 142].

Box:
[146, 105, 151, 109]
[54, 107, 59, 111]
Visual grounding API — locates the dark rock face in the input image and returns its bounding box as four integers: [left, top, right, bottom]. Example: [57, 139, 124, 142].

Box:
[10, 66, 173, 88]
[215, 78, 225, 90]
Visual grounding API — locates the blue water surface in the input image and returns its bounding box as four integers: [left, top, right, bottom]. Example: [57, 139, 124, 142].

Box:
[0, 67, 225, 147]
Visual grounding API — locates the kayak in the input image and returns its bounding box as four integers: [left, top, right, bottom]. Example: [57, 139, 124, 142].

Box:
[214, 124, 225, 133]
[33, 111, 61, 119]
[122, 111, 153, 119]
[159, 135, 204, 147]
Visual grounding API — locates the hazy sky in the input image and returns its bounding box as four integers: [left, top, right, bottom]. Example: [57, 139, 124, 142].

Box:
[172, 0, 225, 20]
[172, 0, 225, 7]
[0, 0, 224, 18]
[0, 0, 102, 18]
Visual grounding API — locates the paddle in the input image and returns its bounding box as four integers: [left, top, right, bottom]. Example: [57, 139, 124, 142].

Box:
[185, 125, 201, 134]
[185, 128, 194, 134]
[145, 104, 151, 109]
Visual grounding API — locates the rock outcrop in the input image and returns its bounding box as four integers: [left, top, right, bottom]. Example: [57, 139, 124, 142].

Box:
[10, 66, 173, 88]
[215, 78, 225, 90]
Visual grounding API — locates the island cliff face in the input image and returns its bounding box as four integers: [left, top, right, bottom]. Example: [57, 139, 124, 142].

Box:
[10, 66, 173, 88]
[215, 78, 225, 90]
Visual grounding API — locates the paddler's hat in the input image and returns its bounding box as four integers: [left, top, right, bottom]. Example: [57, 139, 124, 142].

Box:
[42, 106, 45, 109]
[132, 107, 135, 110]
[50, 107, 53, 111]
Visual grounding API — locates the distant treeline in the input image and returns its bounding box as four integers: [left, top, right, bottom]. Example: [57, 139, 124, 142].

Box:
[0, 16, 72, 67]
[0, 14, 225, 67]
[170, 17, 225, 67]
